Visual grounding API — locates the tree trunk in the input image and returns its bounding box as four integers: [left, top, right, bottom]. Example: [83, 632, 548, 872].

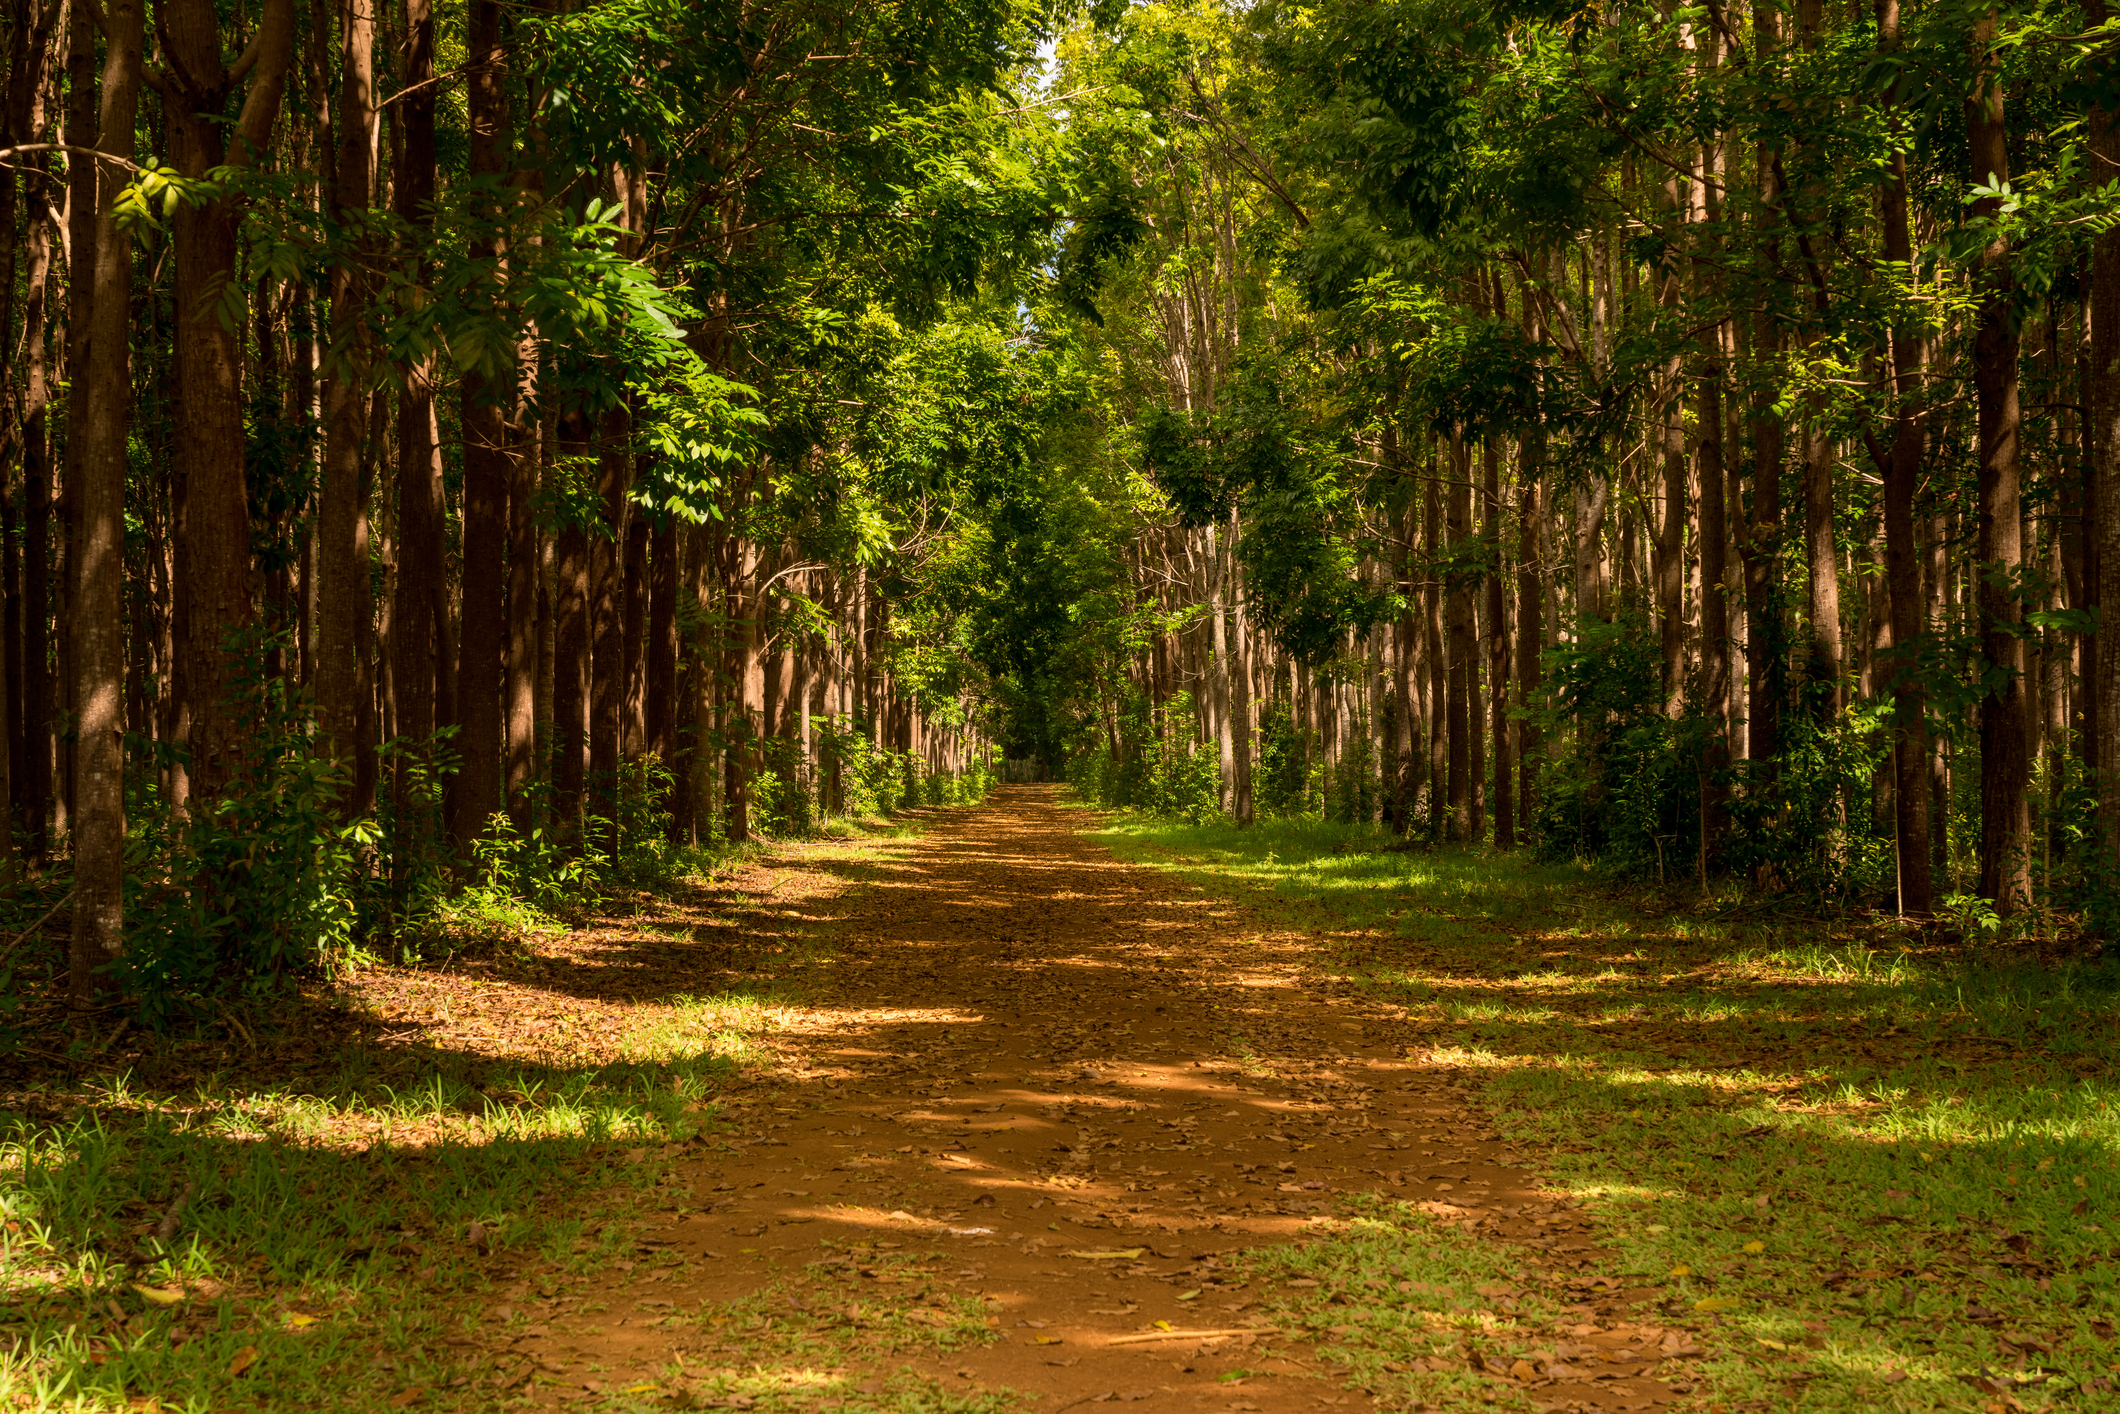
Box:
[452, 0, 510, 845]
[1446, 431, 1475, 839]
[1875, 0, 1935, 914]
[647, 519, 678, 765]
[553, 496, 590, 835]
[1229, 509, 1253, 825]
[1969, 9, 2031, 911]
[1695, 120, 1731, 869]
[589, 408, 627, 826]
[2092, 0, 2120, 891]
[317, 0, 375, 792]
[392, 0, 443, 897]
[162, 0, 293, 804]
[505, 393, 539, 824]
[1488, 435, 1514, 847]
[66, 0, 142, 1005]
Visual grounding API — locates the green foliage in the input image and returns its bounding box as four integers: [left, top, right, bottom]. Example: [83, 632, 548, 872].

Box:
[118, 641, 368, 1027]
[1327, 714, 1380, 826]
[1255, 699, 1320, 820]
[1529, 613, 1701, 879]
[1724, 695, 1897, 905]
[1066, 692, 1225, 824]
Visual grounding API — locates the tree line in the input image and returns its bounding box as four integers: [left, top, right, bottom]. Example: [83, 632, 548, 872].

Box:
[1009, 0, 2120, 930]
[4, 0, 2119, 1022]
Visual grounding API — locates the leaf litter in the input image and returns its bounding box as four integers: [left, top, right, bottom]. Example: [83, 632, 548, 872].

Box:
[501, 787, 1692, 1413]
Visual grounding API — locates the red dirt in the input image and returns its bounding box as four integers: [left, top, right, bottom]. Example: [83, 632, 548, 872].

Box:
[501, 788, 1689, 1412]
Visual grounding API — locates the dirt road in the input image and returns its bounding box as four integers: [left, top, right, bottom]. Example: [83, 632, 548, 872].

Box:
[509, 788, 1682, 1412]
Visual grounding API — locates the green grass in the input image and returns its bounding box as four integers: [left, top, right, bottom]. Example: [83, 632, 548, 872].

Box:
[1095, 813, 2120, 1411]
[0, 1047, 736, 1413]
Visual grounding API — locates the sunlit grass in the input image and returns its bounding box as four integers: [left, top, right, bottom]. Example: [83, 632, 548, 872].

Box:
[0, 1023, 754, 1408]
[1099, 811, 2120, 1409]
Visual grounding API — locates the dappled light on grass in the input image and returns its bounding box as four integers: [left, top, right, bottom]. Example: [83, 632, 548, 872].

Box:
[1102, 812, 2120, 1409]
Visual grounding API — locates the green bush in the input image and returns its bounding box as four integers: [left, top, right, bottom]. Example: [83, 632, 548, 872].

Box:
[118, 641, 369, 1026]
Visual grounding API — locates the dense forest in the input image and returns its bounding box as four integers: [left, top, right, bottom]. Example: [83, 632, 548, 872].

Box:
[3, 0, 2119, 1020]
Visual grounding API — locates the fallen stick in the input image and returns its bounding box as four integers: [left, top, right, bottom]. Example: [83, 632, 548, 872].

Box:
[154, 1180, 197, 1245]
[1104, 1327, 1281, 1345]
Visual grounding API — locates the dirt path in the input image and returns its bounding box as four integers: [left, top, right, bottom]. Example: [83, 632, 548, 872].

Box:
[507, 789, 1685, 1412]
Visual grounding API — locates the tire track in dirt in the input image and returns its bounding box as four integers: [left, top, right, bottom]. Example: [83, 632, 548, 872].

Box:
[514, 788, 1690, 1412]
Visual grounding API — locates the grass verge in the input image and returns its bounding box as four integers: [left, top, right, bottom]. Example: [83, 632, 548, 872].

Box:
[1095, 813, 2120, 1412]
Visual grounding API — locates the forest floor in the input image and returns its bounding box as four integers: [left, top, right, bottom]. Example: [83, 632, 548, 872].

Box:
[1, 786, 2115, 1414]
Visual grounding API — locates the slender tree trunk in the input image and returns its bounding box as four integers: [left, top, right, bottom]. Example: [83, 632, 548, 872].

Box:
[1486, 434, 1513, 847]
[19, 180, 51, 857]
[1695, 111, 1731, 868]
[1230, 509, 1253, 825]
[589, 408, 627, 825]
[453, 0, 510, 844]
[2091, 0, 2120, 890]
[1969, 10, 2031, 912]
[1446, 430, 1474, 839]
[647, 519, 678, 766]
[392, 0, 443, 895]
[1876, 0, 1935, 914]
[317, 0, 375, 794]
[66, 0, 142, 1005]
[553, 420, 591, 833]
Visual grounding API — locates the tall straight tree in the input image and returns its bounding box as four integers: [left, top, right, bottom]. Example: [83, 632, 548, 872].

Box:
[1968, 7, 2031, 910]
[317, 0, 377, 796]
[66, 0, 142, 1005]
[394, 0, 447, 904]
[453, 0, 511, 845]
[153, 0, 295, 804]
[1873, 0, 1935, 914]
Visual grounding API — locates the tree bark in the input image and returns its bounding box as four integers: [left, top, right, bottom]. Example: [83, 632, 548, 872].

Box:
[393, 0, 442, 883]
[1875, 0, 1935, 915]
[1969, 8, 2031, 911]
[65, 0, 141, 1005]
[505, 400, 539, 824]
[317, 0, 376, 792]
[1486, 433, 1514, 847]
[160, 0, 294, 803]
[2091, 0, 2120, 890]
[589, 407, 628, 824]
[452, 0, 510, 845]
[1446, 430, 1474, 839]
[1695, 107, 1731, 869]
[553, 414, 592, 833]
[646, 519, 678, 765]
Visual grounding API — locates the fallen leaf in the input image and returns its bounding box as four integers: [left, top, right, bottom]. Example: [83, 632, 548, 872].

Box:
[1065, 1248, 1147, 1260]
[1177, 1289, 1202, 1301]
[387, 1389, 424, 1408]
[228, 1346, 261, 1378]
[1033, 1335, 1065, 1346]
[130, 1284, 184, 1307]
[1694, 1296, 1738, 1313]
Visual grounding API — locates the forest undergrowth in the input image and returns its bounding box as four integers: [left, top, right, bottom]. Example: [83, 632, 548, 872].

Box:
[1094, 812, 2120, 1411]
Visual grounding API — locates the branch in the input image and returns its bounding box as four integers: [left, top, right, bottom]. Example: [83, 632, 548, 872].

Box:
[0, 143, 150, 175]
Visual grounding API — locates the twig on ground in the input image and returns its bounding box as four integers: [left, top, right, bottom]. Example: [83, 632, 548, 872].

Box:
[153, 1180, 197, 1245]
[0, 887, 75, 971]
[1104, 1326, 1281, 1345]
